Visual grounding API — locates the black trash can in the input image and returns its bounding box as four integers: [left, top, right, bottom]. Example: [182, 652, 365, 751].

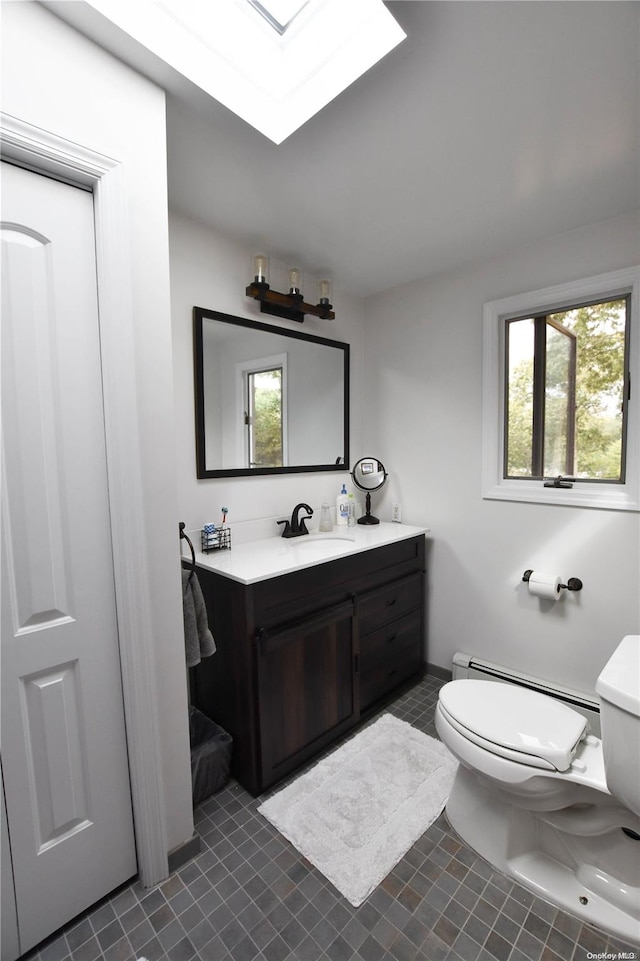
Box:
[189, 707, 233, 804]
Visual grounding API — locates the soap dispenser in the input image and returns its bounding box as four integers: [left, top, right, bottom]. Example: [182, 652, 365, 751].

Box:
[336, 483, 349, 526]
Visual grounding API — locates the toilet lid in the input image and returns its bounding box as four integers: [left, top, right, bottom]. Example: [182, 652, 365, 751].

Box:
[439, 680, 587, 771]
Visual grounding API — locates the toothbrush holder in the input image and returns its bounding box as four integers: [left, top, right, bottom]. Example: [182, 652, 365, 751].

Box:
[201, 526, 231, 553]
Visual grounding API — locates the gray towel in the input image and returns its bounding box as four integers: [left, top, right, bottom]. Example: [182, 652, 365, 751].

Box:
[182, 570, 216, 667]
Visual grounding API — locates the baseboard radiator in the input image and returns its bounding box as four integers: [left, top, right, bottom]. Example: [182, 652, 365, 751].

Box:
[452, 652, 601, 737]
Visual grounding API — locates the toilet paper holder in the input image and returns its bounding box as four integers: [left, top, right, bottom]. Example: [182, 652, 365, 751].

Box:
[522, 570, 583, 592]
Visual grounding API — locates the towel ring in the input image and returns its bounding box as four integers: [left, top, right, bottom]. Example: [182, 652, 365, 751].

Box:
[179, 522, 196, 582]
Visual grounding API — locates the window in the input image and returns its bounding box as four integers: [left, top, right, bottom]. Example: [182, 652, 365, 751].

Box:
[246, 366, 284, 468]
[483, 268, 640, 511]
[90, 1, 405, 144]
[237, 352, 288, 468]
[505, 297, 628, 481]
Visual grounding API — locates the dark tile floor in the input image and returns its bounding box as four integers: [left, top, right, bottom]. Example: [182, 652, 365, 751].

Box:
[22, 676, 639, 961]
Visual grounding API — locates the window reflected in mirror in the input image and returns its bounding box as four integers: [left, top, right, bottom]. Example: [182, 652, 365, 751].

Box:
[246, 364, 284, 468]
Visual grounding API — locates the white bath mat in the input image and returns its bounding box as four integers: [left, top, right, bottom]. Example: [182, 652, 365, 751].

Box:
[258, 713, 458, 907]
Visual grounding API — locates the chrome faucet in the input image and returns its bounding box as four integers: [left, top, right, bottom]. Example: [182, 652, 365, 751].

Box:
[277, 503, 313, 538]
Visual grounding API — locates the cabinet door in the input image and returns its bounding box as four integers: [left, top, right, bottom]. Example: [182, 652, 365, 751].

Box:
[256, 600, 355, 789]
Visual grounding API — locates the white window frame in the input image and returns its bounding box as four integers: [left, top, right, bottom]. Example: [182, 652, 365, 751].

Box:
[482, 266, 640, 511]
[235, 352, 289, 468]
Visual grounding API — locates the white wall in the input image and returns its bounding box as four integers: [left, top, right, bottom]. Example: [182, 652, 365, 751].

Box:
[169, 211, 365, 538]
[1, 3, 193, 855]
[364, 212, 640, 695]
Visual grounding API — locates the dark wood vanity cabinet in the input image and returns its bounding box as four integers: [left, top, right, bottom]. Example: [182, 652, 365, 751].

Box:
[190, 534, 425, 795]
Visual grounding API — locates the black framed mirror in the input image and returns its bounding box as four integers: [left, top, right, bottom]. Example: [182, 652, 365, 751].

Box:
[194, 307, 350, 478]
[351, 457, 388, 524]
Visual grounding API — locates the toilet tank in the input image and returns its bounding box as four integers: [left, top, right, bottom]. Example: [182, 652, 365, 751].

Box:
[595, 635, 640, 817]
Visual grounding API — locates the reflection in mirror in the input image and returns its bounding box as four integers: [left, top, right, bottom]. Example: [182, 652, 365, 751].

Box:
[351, 457, 387, 524]
[194, 307, 350, 478]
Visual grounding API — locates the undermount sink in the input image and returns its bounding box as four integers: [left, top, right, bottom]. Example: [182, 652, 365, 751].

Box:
[287, 534, 355, 554]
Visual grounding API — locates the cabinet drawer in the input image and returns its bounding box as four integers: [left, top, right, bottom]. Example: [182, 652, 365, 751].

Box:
[252, 537, 424, 629]
[360, 644, 422, 712]
[358, 572, 422, 636]
[359, 609, 421, 675]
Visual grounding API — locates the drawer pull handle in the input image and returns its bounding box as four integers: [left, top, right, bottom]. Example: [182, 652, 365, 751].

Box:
[386, 634, 397, 645]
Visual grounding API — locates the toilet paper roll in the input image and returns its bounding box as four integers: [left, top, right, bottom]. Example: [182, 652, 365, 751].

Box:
[528, 571, 562, 600]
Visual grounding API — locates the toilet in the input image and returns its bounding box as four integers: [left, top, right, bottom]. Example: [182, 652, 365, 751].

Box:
[435, 635, 640, 945]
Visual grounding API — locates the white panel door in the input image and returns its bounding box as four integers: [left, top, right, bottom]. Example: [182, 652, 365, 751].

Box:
[1, 162, 137, 956]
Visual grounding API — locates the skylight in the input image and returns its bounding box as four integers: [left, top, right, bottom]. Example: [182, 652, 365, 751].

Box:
[248, 0, 310, 34]
[79, 0, 406, 144]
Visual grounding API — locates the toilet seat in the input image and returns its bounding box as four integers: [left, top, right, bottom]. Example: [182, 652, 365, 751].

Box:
[438, 680, 587, 771]
[437, 646, 640, 945]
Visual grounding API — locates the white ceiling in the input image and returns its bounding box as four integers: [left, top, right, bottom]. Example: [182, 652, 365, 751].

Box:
[47, 1, 640, 297]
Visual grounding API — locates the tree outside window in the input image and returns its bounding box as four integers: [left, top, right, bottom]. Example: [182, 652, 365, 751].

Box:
[505, 297, 628, 482]
[247, 367, 283, 467]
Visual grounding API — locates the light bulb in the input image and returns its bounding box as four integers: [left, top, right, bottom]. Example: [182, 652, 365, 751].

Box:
[318, 279, 332, 304]
[254, 253, 268, 283]
[288, 267, 301, 294]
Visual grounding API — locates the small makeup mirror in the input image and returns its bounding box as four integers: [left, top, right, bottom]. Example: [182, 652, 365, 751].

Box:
[351, 457, 388, 525]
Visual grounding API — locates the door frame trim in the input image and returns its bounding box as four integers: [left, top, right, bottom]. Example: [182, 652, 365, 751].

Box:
[1, 111, 169, 887]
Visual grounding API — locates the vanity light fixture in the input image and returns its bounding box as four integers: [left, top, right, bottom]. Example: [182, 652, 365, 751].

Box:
[246, 255, 334, 322]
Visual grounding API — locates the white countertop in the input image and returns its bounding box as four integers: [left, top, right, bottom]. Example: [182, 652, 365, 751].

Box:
[189, 522, 428, 585]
